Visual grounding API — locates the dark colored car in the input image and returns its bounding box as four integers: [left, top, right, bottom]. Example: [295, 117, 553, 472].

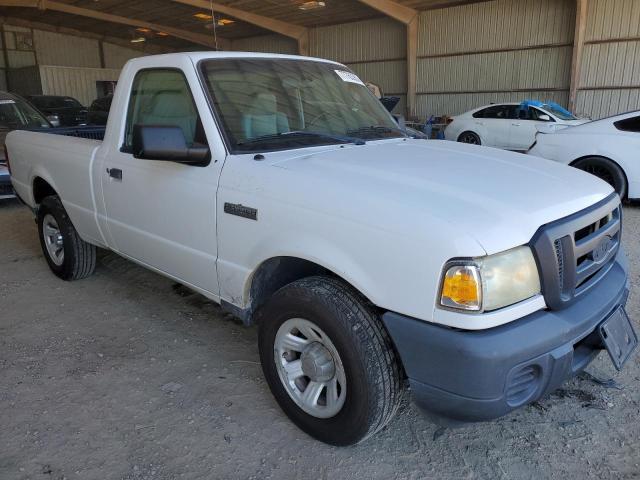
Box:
[26, 95, 88, 127]
[87, 94, 112, 125]
[0, 91, 51, 199]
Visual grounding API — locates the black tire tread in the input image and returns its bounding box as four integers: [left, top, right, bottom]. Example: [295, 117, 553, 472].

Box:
[266, 275, 404, 444]
[39, 195, 96, 280]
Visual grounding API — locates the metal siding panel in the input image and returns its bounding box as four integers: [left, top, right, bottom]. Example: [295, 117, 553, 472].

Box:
[102, 43, 148, 69]
[6, 66, 41, 96]
[310, 18, 406, 63]
[586, 0, 640, 41]
[7, 50, 36, 69]
[418, 0, 575, 57]
[416, 90, 569, 117]
[417, 46, 572, 93]
[33, 29, 101, 68]
[581, 41, 640, 88]
[39, 66, 120, 107]
[346, 60, 407, 95]
[231, 35, 298, 55]
[577, 89, 640, 119]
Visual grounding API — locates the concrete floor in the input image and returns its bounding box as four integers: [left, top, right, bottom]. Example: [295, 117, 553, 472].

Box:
[1, 198, 639, 480]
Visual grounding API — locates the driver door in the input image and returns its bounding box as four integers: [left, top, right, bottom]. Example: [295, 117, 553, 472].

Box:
[101, 68, 220, 296]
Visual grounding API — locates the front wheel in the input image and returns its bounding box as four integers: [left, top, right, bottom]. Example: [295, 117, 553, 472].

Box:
[572, 157, 627, 199]
[37, 195, 96, 280]
[258, 276, 404, 445]
[458, 131, 481, 145]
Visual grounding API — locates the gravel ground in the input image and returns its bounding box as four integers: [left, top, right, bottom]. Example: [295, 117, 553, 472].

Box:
[1, 198, 639, 480]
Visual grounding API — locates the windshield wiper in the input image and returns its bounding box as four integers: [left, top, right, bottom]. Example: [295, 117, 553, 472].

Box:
[237, 130, 365, 148]
[347, 125, 407, 139]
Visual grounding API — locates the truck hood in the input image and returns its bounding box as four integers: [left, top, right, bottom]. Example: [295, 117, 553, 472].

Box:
[270, 139, 613, 254]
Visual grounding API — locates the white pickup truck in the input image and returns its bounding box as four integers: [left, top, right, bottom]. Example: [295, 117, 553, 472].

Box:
[6, 52, 636, 445]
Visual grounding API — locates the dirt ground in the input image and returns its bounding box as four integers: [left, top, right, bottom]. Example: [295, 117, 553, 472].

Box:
[1, 198, 639, 480]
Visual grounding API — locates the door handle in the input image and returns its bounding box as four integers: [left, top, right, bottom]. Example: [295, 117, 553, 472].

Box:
[107, 167, 122, 180]
[512, 123, 521, 126]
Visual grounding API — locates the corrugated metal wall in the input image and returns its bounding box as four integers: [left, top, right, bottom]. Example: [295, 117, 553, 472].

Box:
[231, 34, 298, 55]
[576, 0, 640, 118]
[416, 0, 575, 117]
[309, 18, 407, 113]
[102, 42, 149, 69]
[33, 29, 101, 68]
[39, 65, 121, 106]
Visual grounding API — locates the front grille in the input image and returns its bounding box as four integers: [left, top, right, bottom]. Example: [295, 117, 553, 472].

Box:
[532, 193, 621, 310]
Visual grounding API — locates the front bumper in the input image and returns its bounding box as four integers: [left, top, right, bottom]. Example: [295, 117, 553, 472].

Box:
[382, 249, 630, 423]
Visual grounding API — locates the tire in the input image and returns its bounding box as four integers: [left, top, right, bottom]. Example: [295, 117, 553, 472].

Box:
[458, 131, 481, 145]
[258, 276, 404, 446]
[572, 156, 627, 199]
[37, 195, 96, 280]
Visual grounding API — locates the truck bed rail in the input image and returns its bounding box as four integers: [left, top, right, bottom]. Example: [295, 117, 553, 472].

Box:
[30, 126, 106, 141]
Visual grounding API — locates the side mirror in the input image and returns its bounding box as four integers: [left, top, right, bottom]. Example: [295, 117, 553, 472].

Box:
[132, 125, 210, 165]
[47, 114, 61, 127]
[537, 114, 551, 122]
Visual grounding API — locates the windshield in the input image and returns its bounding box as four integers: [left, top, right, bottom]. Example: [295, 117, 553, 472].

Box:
[0, 98, 50, 130]
[541, 104, 577, 121]
[201, 58, 404, 152]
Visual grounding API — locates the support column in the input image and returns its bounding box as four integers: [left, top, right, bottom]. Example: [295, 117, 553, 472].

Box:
[569, 0, 588, 112]
[407, 16, 418, 119]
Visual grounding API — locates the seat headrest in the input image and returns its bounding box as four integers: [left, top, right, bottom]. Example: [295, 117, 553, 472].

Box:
[250, 93, 277, 115]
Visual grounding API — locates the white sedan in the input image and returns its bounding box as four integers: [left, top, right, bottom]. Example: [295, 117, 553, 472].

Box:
[528, 111, 640, 201]
[444, 102, 587, 151]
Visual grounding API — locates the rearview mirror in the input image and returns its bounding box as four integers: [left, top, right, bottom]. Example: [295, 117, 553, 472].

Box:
[132, 125, 210, 165]
[538, 114, 551, 122]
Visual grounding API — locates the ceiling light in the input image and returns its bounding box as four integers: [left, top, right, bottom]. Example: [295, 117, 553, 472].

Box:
[217, 18, 235, 26]
[298, 1, 325, 10]
[136, 27, 151, 33]
[156, 31, 169, 37]
[193, 12, 213, 20]
[130, 37, 146, 43]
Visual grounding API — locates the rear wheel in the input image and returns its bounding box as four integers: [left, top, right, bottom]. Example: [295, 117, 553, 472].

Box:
[458, 131, 481, 145]
[258, 276, 404, 445]
[37, 195, 96, 280]
[572, 157, 627, 199]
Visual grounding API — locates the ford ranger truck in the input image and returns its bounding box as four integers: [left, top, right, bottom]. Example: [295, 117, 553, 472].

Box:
[6, 53, 636, 446]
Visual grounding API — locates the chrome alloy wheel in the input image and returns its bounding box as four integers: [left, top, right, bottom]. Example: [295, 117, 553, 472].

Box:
[42, 213, 64, 266]
[274, 318, 347, 418]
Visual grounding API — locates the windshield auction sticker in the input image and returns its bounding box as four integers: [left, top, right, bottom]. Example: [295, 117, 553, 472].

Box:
[0, 100, 16, 104]
[335, 70, 365, 86]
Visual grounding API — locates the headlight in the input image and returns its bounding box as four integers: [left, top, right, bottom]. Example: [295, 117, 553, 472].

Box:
[440, 246, 540, 312]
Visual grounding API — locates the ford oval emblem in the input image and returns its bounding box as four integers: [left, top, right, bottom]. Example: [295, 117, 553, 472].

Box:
[592, 237, 612, 263]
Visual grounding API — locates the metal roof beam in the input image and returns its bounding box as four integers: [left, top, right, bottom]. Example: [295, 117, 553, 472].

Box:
[0, 0, 230, 50]
[171, 0, 310, 55]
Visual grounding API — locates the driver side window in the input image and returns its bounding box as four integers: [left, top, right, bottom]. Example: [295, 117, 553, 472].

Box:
[123, 69, 206, 150]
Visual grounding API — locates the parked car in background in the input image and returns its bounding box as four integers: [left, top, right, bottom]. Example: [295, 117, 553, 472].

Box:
[528, 111, 640, 200]
[87, 94, 112, 125]
[26, 95, 88, 126]
[445, 101, 588, 151]
[0, 91, 51, 199]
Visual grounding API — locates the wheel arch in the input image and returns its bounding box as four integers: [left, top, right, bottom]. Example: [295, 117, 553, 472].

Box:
[32, 175, 59, 205]
[243, 255, 378, 326]
[570, 154, 629, 198]
[457, 130, 483, 144]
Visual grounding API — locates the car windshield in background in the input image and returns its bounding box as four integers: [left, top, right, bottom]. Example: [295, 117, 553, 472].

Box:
[0, 98, 50, 130]
[200, 58, 405, 152]
[33, 96, 83, 109]
[541, 104, 577, 121]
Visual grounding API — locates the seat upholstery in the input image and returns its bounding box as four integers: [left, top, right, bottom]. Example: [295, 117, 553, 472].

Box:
[242, 93, 289, 139]
[141, 90, 197, 144]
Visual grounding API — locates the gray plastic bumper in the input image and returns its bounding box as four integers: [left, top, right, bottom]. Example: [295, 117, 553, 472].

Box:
[382, 249, 630, 423]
